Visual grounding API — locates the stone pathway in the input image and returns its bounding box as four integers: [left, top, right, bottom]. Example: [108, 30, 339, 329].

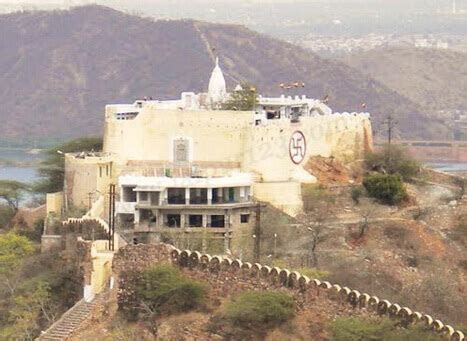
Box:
[38, 294, 105, 340]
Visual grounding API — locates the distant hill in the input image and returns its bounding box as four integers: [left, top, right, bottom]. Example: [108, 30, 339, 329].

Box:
[0, 6, 451, 145]
[340, 48, 467, 112]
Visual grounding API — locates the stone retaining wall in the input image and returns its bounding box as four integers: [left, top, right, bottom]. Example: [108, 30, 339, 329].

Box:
[113, 243, 464, 341]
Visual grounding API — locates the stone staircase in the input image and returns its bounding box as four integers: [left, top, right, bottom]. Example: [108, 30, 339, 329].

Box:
[38, 294, 106, 340]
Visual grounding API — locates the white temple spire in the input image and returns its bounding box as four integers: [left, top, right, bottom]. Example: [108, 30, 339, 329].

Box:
[208, 56, 227, 107]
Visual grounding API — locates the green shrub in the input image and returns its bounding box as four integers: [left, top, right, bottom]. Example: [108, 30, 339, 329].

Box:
[363, 173, 408, 205]
[351, 186, 365, 204]
[365, 144, 420, 181]
[137, 264, 207, 315]
[225, 291, 295, 328]
[329, 317, 441, 341]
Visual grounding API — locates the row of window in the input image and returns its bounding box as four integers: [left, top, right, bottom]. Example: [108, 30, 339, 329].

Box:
[139, 211, 250, 228]
[98, 164, 112, 178]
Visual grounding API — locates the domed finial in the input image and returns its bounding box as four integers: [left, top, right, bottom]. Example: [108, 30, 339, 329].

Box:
[208, 56, 227, 107]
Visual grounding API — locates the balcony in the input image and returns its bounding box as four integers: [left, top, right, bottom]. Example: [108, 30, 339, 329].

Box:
[116, 201, 137, 214]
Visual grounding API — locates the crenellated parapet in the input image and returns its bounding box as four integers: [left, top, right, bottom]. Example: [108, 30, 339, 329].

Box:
[114, 243, 464, 341]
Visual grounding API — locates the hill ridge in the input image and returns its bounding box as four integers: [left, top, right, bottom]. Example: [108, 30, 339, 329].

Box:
[0, 5, 450, 144]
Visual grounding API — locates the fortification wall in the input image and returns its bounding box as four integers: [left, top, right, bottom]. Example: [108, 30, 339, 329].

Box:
[65, 156, 113, 208]
[245, 112, 372, 182]
[103, 108, 253, 164]
[113, 244, 464, 341]
[103, 109, 371, 183]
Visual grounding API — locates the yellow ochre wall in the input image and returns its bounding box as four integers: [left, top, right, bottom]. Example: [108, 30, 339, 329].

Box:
[69, 105, 371, 214]
[104, 106, 254, 164]
[103, 106, 372, 183]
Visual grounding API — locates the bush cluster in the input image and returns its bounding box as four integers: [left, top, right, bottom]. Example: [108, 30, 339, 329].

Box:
[351, 186, 365, 204]
[225, 291, 295, 328]
[136, 264, 207, 316]
[363, 173, 408, 205]
[329, 316, 441, 341]
[365, 144, 420, 181]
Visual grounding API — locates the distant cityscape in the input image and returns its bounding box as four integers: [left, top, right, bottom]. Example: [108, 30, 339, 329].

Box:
[293, 33, 467, 56]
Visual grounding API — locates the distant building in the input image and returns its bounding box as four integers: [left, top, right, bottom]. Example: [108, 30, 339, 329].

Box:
[63, 57, 372, 247]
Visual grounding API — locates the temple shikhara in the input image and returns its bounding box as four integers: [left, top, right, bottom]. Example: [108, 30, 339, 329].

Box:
[57, 57, 372, 248]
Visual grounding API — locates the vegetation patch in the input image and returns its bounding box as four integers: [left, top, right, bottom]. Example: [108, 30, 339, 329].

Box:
[365, 144, 420, 181]
[138, 264, 207, 315]
[0, 232, 83, 339]
[225, 291, 295, 328]
[329, 316, 441, 341]
[363, 173, 408, 205]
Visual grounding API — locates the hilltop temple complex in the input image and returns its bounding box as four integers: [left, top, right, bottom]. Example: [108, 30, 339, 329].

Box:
[57, 57, 372, 246]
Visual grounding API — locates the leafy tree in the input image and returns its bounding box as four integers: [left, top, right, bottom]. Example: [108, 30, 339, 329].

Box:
[363, 173, 408, 205]
[0, 204, 16, 229]
[225, 291, 295, 328]
[34, 137, 102, 193]
[1, 278, 53, 340]
[0, 233, 35, 295]
[0, 180, 30, 211]
[221, 83, 258, 111]
[135, 264, 207, 317]
[365, 144, 420, 181]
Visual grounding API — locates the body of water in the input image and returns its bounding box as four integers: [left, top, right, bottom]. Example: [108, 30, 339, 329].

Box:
[425, 162, 467, 175]
[0, 166, 39, 183]
[0, 149, 43, 183]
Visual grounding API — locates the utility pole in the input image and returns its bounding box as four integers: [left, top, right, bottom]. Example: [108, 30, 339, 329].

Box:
[253, 203, 262, 263]
[108, 184, 116, 251]
[87, 192, 93, 210]
[382, 113, 397, 145]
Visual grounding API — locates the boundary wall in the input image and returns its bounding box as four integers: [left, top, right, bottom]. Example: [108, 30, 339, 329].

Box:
[113, 243, 464, 341]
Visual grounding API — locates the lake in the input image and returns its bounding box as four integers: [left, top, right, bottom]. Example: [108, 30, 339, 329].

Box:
[426, 162, 467, 175]
[0, 149, 43, 183]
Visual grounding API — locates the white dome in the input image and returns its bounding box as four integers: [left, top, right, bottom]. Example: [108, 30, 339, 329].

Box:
[208, 57, 227, 105]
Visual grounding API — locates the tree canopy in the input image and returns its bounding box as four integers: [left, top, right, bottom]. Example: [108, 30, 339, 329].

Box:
[34, 137, 103, 193]
[221, 83, 258, 111]
[365, 144, 420, 181]
[0, 180, 30, 211]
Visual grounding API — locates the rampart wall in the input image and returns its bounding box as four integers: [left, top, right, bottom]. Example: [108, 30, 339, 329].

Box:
[113, 243, 464, 341]
[103, 108, 372, 183]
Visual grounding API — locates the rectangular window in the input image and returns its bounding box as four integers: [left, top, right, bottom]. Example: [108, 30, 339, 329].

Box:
[167, 214, 181, 228]
[240, 214, 250, 223]
[228, 188, 235, 202]
[168, 188, 186, 204]
[139, 192, 148, 202]
[210, 215, 225, 228]
[122, 186, 137, 202]
[189, 188, 207, 205]
[240, 187, 245, 197]
[106, 165, 109, 176]
[188, 215, 203, 227]
[173, 139, 189, 162]
[99, 166, 102, 178]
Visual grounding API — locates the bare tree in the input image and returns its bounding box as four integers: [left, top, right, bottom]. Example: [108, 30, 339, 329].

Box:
[356, 201, 376, 238]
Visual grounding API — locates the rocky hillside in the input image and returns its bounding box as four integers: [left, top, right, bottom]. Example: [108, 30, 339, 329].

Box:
[0, 5, 450, 144]
[340, 48, 467, 112]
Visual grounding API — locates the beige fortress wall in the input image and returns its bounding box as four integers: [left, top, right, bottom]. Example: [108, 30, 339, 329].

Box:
[253, 181, 303, 216]
[103, 106, 371, 181]
[65, 155, 114, 208]
[98, 107, 371, 216]
[46, 192, 63, 214]
[244, 113, 372, 183]
[104, 106, 254, 165]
